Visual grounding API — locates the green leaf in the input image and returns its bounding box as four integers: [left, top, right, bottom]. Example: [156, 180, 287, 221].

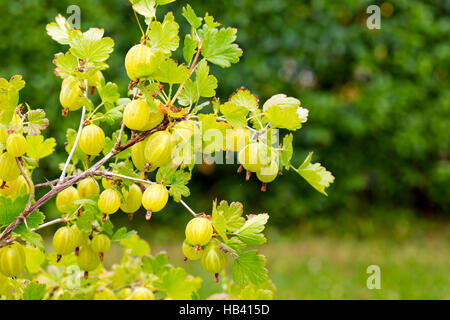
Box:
[216, 200, 245, 232]
[155, 267, 202, 300]
[24, 246, 46, 274]
[197, 114, 228, 153]
[156, 166, 191, 202]
[103, 130, 130, 159]
[203, 13, 221, 29]
[23, 282, 46, 300]
[178, 59, 217, 107]
[98, 82, 120, 109]
[0, 195, 27, 226]
[178, 79, 199, 107]
[183, 34, 198, 64]
[130, 0, 156, 19]
[26, 135, 56, 160]
[296, 152, 335, 196]
[53, 52, 78, 78]
[196, 59, 217, 98]
[263, 94, 308, 130]
[148, 12, 179, 53]
[112, 227, 137, 241]
[68, 28, 114, 63]
[142, 253, 170, 277]
[76, 210, 95, 233]
[212, 201, 227, 242]
[182, 4, 202, 29]
[19, 232, 44, 250]
[202, 27, 243, 68]
[109, 160, 140, 183]
[25, 109, 49, 136]
[0, 76, 25, 125]
[230, 88, 259, 113]
[280, 133, 293, 170]
[156, 0, 175, 4]
[46, 14, 71, 45]
[120, 235, 151, 256]
[14, 210, 45, 235]
[232, 250, 268, 286]
[154, 59, 190, 84]
[233, 214, 269, 245]
[238, 285, 274, 300]
[220, 102, 248, 128]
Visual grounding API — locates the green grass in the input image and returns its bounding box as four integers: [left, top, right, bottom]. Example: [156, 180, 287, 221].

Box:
[139, 219, 450, 300]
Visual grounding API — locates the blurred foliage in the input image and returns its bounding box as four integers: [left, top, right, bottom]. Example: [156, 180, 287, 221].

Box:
[0, 0, 449, 226]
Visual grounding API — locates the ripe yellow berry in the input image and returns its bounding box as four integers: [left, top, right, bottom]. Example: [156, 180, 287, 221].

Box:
[201, 243, 228, 275]
[52, 226, 77, 256]
[0, 152, 21, 182]
[6, 133, 27, 157]
[123, 99, 164, 131]
[185, 217, 213, 247]
[0, 175, 30, 198]
[171, 120, 196, 144]
[142, 184, 169, 213]
[182, 240, 203, 261]
[77, 178, 99, 199]
[90, 234, 111, 254]
[94, 288, 116, 300]
[56, 186, 80, 214]
[125, 44, 157, 81]
[79, 124, 105, 156]
[60, 76, 84, 111]
[256, 160, 279, 183]
[131, 140, 149, 172]
[87, 71, 104, 88]
[77, 247, 100, 272]
[144, 131, 173, 169]
[120, 184, 143, 214]
[130, 287, 154, 300]
[0, 243, 26, 278]
[238, 142, 271, 172]
[98, 189, 121, 214]
[226, 127, 251, 152]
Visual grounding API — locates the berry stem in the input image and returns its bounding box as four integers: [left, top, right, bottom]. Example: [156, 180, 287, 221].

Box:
[180, 199, 197, 217]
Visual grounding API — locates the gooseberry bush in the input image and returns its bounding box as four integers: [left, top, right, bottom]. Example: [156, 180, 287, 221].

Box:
[0, 0, 334, 300]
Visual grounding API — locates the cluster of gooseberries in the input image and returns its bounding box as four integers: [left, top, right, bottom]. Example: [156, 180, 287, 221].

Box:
[183, 216, 228, 282]
[56, 176, 169, 223]
[52, 225, 110, 278]
[0, 116, 32, 196]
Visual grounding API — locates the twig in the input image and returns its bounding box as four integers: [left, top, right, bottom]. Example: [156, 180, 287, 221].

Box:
[169, 40, 203, 106]
[180, 199, 197, 217]
[93, 170, 153, 185]
[35, 175, 76, 188]
[32, 218, 67, 232]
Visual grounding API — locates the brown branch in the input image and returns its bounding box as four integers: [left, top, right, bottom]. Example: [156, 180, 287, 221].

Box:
[0, 119, 170, 248]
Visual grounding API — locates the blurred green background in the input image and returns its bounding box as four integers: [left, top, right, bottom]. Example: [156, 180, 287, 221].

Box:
[1, 0, 449, 299]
